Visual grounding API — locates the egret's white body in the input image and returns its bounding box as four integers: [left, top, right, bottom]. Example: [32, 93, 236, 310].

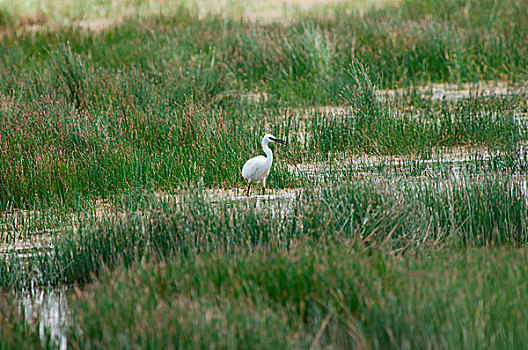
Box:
[242, 134, 287, 195]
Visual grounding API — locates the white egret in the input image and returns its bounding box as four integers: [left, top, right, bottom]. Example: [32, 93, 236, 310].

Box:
[242, 134, 288, 196]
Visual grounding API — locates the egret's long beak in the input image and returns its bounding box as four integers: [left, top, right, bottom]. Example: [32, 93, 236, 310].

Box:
[270, 137, 288, 145]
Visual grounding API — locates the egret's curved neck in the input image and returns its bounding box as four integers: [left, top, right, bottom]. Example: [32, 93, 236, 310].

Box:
[262, 140, 273, 165]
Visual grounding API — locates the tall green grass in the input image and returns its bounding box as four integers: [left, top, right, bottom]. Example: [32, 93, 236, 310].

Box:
[308, 60, 524, 157]
[0, 84, 296, 208]
[68, 245, 528, 349]
[3, 0, 527, 93]
[1, 1, 527, 347]
[2, 174, 526, 289]
[1, 1, 527, 207]
[0, 53, 524, 208]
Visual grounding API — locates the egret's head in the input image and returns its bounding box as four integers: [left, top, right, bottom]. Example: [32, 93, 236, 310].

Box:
[263, 134, 288, 146]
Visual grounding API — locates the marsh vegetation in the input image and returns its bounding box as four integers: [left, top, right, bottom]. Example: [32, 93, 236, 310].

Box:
[1, 0, 528, 348]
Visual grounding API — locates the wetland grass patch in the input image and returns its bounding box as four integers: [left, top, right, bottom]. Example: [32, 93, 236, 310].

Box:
[308, 60, 525, 157]
[2, 174, 527, 289]
[1, 0, 527, 208]
[1, 0, 528, 347]
[68, 245, 528, 349]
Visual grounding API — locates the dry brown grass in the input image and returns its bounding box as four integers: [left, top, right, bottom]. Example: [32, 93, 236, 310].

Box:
[2, 0, 402, 30]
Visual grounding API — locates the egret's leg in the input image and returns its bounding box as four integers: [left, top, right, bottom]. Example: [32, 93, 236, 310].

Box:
[261, 179, 266, 195]
[246, 182, 251, 196]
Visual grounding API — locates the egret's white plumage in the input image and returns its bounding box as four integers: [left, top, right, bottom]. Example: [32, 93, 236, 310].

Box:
[242, 134, 287, 195]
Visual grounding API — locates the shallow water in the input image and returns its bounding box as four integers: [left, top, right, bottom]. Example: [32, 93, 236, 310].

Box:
[381, 81, 520, 101]
[18, 285, 71, 350]
[287, 144, 525, 178]
[207, 188, 301, 220]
